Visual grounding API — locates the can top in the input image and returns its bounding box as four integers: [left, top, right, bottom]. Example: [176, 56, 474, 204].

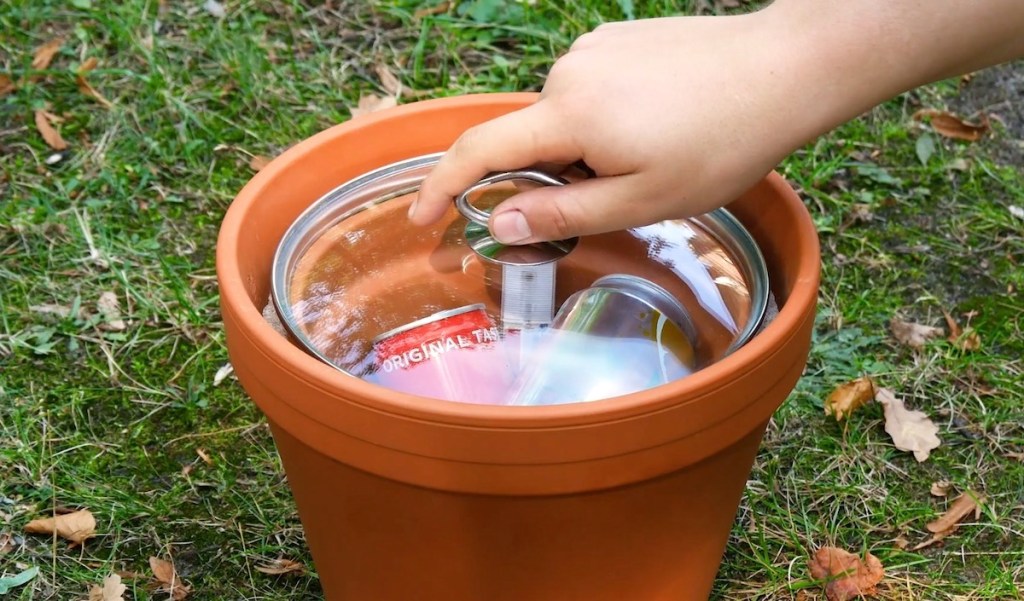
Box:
[272, 153, 768, 383]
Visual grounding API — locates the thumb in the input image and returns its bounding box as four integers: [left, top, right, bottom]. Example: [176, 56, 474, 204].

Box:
[487, 174, 667, 244]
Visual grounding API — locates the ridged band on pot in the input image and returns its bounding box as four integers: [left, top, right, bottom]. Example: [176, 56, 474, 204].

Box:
[217, 93, 821, 497]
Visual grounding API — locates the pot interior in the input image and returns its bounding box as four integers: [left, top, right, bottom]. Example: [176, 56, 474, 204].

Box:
[273, 155, 768, 405]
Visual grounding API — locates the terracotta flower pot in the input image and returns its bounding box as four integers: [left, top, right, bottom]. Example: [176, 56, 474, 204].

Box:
[216, 93, 820, 600]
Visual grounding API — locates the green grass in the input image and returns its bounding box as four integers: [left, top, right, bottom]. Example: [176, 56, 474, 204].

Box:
[1, 1, 1022, 599]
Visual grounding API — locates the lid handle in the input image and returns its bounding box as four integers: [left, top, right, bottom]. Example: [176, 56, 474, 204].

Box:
[455, 170, 568, 228]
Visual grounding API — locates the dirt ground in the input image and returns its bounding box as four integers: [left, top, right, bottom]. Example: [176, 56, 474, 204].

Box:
[951, 60, 1024, 165]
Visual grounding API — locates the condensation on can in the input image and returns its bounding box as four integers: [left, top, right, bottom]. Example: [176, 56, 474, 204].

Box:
[370, 304, 512, 404]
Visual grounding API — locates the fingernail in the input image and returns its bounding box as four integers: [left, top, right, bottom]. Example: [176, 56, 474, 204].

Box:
[492, 210, 532, 244]
[407, 198, 418, 220]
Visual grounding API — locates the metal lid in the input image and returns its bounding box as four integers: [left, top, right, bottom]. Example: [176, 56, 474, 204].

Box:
[272, 153, 768, 383]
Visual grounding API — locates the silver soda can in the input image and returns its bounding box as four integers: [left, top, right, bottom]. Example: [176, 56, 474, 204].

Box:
[508, 274, 698, 406]
[457, 170, 579, 331]
[369, 304, 512, 405]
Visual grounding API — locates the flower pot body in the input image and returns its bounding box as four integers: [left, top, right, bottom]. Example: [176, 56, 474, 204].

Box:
[216, 93, 820, 601]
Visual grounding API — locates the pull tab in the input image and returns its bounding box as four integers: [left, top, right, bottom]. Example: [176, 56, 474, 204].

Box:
[455, 169, 570, 228]
[457, 171, 579, 330]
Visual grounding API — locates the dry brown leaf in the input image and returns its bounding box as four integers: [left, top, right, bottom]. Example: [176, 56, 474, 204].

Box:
[927, 490, 983, 533]
[35, 110, 68, 150]
[76, 58, 113, 108]
[0, 74, 14, 97]
[0, 532, 14, 555]
[23, 509, 96, 545]
[76, 77, 113, 107]
[249, 154, 272, 172]
[824, 377, 875, 421]
[1006, 451, 1024, 463]
[149, 556, 191, 600]
[89, 573, 126, 601]
[912, 490, 984, 550]
[32, 37, 64, 70]
[196, 448, 213, 465]
[149, 556, 176, 583]
[890, 318, 943, 349]
[79, 57, 100, 73]
[893, 535, 910, 550]
[350, 93, 397, 118]
[254, 558, 305, 575]
[959, 330, 981, 351]
[97, 291, 127, 331]
[942, 309, 981, 351]
[875, 388, 940, 462]
[374, 63, 402, 97]
[913, 109, 990, 142]
[930, 480, 952, 497]
[808, 547, 884, 601]
[413, 2, 450, 18]
[910, 529, 952, 551]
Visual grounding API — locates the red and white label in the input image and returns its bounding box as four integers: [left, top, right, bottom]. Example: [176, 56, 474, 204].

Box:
[374, 308, 499, 373]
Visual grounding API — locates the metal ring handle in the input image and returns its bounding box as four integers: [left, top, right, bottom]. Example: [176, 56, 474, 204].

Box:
[455, 170, 569, 227]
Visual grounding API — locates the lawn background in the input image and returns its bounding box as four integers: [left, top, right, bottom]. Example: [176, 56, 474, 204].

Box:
[1, 1, 1022, 599]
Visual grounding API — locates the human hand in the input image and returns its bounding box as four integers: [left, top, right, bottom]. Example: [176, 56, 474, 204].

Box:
[410, 8, 818, 244]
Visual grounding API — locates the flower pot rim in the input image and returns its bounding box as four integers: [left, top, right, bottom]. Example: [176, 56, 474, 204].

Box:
[216, 92, 820, 428]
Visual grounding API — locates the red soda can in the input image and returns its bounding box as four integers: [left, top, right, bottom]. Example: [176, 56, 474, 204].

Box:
[369, 304, 512, 404]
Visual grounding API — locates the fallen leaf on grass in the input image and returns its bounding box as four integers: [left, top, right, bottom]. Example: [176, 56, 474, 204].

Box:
[76, 56, 113, 108]
[150, 556, 191, 600]
[375, 63, 402, 97]
[912, 109, 989, 142]
[808, 547, 884, 601]
[890, 318, 943, 349]
[930, 480, 952, 497]
[97, 291, 127, 331]
[875, 388, 940, 462]
[32, 37, 64, 70]
[350, 93, 397, 118]
[824, 377, 875, 421]
[89, 573, 126, 601]
[942, 309, 981, 351]
[249, 154, 272, 172]
[0, 74, 14, 97]
[927, 490, 983, 533]
[255, 558, 305, 575]
[24, 509, 96, 545]
[913, 490, 984, 550]
[413, 2, 450, 18]
[196, 448, 213, 465]
[0, 567, 39, 595]
[35, 110, 68, 150]
[0, 532, 14, 554]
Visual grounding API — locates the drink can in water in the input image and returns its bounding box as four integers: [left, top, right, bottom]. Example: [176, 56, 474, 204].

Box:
[508, 274, 698, 406]
[370, 304, 512, 404]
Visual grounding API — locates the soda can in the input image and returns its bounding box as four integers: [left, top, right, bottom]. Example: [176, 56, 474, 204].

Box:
[369, 304, 512, 404]
[508, 274, 699, 406]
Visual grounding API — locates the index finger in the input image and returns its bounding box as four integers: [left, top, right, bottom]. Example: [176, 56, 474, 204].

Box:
[409, 101, 582, 225]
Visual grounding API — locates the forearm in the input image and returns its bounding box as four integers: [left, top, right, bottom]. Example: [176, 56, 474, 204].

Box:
[764, 0, 1024, 144]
